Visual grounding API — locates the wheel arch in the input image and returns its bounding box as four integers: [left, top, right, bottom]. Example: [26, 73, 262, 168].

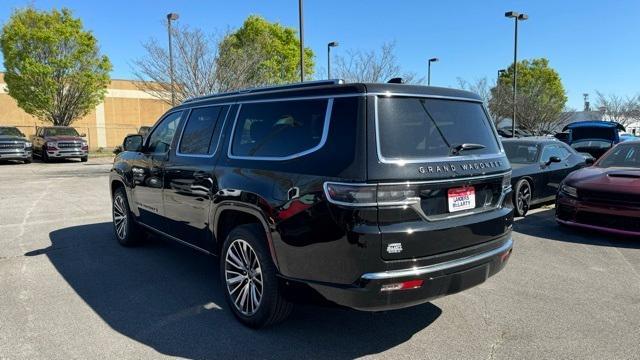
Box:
[213, 203, 279, 270]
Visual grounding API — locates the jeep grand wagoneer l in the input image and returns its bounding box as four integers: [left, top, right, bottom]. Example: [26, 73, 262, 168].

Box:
[110, 80, 514, 328]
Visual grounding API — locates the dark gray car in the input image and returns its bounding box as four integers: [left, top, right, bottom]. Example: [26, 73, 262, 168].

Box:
[0, 126, 32, 164]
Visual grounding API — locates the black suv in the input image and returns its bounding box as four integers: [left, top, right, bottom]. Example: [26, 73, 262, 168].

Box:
[110, 80, 514, 328]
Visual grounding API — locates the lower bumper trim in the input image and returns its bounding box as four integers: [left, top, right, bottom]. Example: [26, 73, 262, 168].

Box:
[361, 238, 513, 280]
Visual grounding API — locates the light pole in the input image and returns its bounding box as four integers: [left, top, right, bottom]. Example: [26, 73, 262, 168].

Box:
[498, 68, 506, 79]
[298, 0, 305, 82]
[505, 11, 527, 137]
[167, 12, 179, 106]
[427, 57, 438, 86]
[327, 41, 338, 79]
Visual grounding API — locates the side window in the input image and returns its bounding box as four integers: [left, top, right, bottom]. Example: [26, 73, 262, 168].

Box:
[230, 99, 329, 158]
[557, 146, 571, 159]
[178, 106, 226, 155]
[147, 111, 183, 154]
[540, 145, 558, 162]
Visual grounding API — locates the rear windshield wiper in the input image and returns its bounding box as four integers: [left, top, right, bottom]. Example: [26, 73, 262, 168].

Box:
[450, 143, 486, 155]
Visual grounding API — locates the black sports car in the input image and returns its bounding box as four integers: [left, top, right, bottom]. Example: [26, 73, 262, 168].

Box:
[502, 137, 587, 217]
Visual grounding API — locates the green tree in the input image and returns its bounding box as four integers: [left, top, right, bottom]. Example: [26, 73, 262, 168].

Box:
[0, 8, 111, 126]
[217, 15, 314, 90]
[490, 58, 567, 133]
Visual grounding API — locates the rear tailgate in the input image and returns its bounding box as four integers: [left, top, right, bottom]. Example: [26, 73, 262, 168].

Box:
[367, 94, 512, 260]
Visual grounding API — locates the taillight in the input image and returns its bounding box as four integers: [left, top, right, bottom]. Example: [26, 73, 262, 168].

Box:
[324, 182, 420, 207]
[381, 279, 424, 292]
[324, 183, 377, 206]
[502, 172, 512, 191]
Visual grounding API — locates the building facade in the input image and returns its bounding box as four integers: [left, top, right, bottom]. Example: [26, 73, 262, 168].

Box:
[0, 73, 171, 149]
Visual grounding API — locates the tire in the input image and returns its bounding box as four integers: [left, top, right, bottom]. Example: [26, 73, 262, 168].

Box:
[42, 149, 50, 163]
[514, 179, 532, 217]
[112, 187, 142, 246]
[220, 224, 292, 328]
[80, 156, 88, 162]
[23, 157, 32, 164]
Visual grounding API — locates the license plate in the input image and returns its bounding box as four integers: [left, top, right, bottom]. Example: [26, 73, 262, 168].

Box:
[448, 186, 476, 212]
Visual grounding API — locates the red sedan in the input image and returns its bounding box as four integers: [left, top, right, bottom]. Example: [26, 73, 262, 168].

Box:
[556, 141, 640, 236]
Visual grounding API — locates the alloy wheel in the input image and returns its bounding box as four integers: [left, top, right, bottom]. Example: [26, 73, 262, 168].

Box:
[517, 182, 531, 215]
[225, 239, 263, 316]
[113, 194, 128, 240]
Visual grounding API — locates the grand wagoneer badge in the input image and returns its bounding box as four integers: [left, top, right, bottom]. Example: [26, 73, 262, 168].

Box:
[419, 160, 503, 174]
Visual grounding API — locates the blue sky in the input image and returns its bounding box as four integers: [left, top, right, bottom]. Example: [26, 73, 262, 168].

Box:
[1, 0, 639, 109]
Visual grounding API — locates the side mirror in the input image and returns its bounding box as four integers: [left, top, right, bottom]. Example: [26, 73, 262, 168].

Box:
[584, 157, 595, 166]
[80, 133, 87, 137]
[544, 156, 562, 166]
[123, 135, 144, 152]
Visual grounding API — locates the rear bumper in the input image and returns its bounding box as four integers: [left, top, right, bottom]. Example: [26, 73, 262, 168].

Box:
[306, 237, 513, 311]
[556, 194, 640, 236]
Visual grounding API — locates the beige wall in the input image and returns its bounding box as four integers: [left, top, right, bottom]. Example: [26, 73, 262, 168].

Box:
[0, 73, 170, 149]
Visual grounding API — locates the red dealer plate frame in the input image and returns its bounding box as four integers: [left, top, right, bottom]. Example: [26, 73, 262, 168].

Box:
[447, 186, 476, 212]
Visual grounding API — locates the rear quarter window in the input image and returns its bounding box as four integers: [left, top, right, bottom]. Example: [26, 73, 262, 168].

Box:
[230, 99, 330, 159]
[377, 97, 499, 160]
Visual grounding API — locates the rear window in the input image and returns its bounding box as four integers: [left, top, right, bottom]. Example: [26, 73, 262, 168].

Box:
[503, 142, 538, 164]
[377, 97, 499, 160]
[230, 99, 329, 158]
[598, 143, 640, 168]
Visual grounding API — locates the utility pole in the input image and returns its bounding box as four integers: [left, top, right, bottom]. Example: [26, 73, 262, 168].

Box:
[298, 0, 305, 82]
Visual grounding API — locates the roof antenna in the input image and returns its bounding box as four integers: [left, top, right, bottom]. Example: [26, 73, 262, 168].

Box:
[387, 77, 404, 84]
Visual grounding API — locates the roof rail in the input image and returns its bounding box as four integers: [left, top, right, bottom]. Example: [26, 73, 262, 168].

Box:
[182, 79, 345, 104]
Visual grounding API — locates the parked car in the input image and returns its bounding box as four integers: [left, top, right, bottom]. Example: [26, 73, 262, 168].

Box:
[110, 80, 514, 328]
[563, 121, 625, 159]
[502, 137, 587, 217]
[0, 126, 32, 164]
[557, 141, 640, 236]
[32, 126, 88, 162]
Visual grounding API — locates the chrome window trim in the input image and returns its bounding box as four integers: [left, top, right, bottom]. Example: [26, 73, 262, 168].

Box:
[361, 238, 513, 280]
[227, 98, 335, 161]
[175, 105, 232, 158]
[373, 95, 506, 165]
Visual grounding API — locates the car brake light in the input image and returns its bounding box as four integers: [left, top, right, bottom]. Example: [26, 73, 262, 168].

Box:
[380, 279, 424, 292]
[324, 182, 419, 207]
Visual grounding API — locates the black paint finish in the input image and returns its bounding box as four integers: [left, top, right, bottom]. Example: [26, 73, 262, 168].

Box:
[110, 82, 513, 311]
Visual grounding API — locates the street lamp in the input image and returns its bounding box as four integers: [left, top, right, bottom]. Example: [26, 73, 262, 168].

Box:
[427, 58, 438, 86]
[167, 12, 179, 106]
[498, 68, 506, 79]
[505, 11, 528, 137]
[298, 0, 305, 82]
[327, 41, 339, 79]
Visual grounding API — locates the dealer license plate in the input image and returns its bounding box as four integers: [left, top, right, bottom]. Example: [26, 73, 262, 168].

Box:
[448, 186, 476, 212]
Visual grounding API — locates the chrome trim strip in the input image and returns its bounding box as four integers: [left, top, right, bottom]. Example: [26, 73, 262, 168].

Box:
[361, 238, 513, 280]
[137, 222, 212, 255]
[175, 105, 232, 158]
[227, 98, 334, 161]
[377, 171, 511, 186]
[373, 95, 506, 165]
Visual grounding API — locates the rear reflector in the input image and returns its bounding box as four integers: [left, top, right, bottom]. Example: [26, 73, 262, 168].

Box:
[500, 248, 512, 262]
[380, 279, 424, 292]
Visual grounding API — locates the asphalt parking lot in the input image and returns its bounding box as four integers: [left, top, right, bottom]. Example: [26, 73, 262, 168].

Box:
[1, 159, 639, 360]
